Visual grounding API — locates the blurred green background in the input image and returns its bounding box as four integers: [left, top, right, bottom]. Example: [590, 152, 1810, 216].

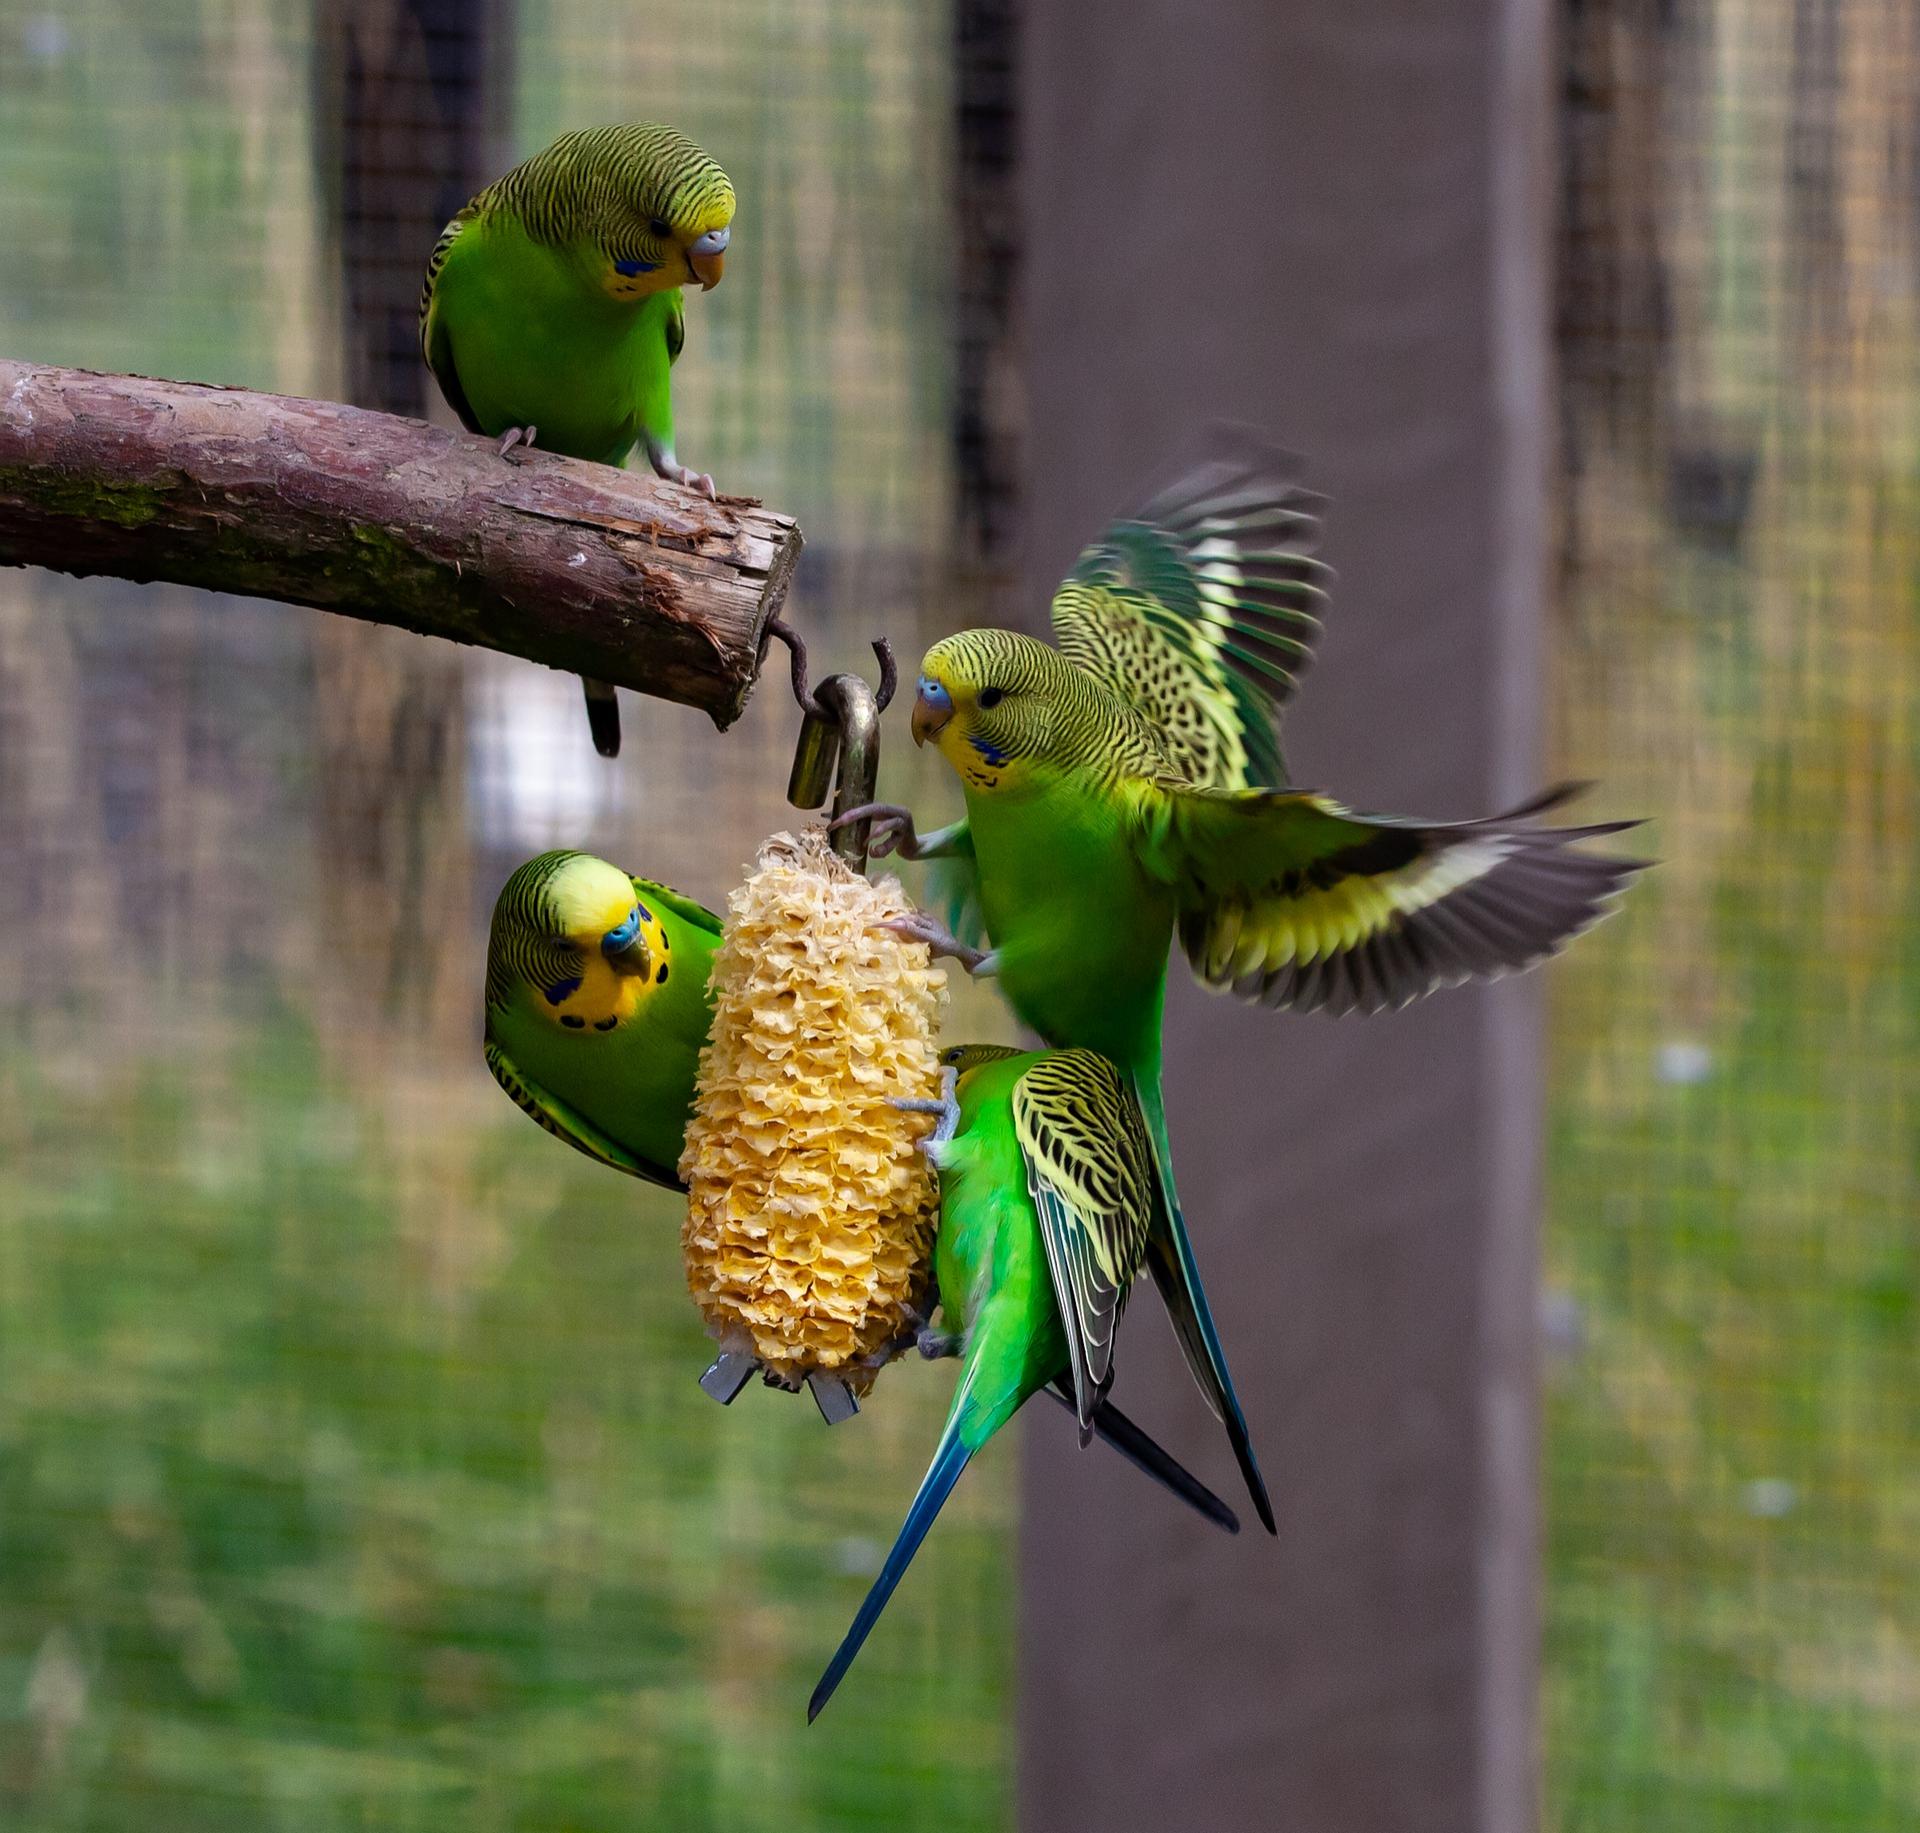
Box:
[1547, 0, 1920, 1821]
[1, 0, 1916, 1828]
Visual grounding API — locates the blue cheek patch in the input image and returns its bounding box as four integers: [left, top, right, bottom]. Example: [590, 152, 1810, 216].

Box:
[614, 258, 659, 278]
[967, 732, 1011, 767]
[543, 976, 582, 1007]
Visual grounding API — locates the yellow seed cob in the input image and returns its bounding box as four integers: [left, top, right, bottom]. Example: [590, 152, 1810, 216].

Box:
[679, 828, 947, 1394]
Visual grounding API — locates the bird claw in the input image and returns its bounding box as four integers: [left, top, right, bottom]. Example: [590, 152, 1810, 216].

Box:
[496, 425, 538, 461]
[857, 1296, 954, 1369]
[879, 913, 994, 976]
[650, 454, 717, 498]
[916, 1328, 961, 1361]
[831, 802, 918, 859]
[889, 1066, 961, 1155]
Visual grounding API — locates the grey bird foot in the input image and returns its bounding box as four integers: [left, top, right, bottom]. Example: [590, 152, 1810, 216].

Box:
[857, 1295, 946, 1369]
[879, 912, 998, 977]
[917, 1327, 962, 1360]
[497, 424, 538, 460]
[890, 1065, 961, 1155]
[649, 454, 717, 498]
[698, 1350, 759, 1404]
[832, 808, 972, 863]
[831, 803, 920, 860]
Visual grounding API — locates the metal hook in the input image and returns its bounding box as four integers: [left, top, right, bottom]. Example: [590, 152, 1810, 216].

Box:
[816, 673, 881, 870]
[775, 622, 896, 874]
[761, 617, 821, 718]
[762, 619, 897, 719]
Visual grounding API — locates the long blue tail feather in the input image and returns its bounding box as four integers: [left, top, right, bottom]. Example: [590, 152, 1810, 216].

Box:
[808, 1422, 975, 1722]
[1132, 1068, 1277, 1536]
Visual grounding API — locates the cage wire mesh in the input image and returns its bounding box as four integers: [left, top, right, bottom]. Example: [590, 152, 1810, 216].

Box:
[5, 0, 1913, 1823]
[1548, 0, 1920, 1822]
[0, 2, 1009, 1828]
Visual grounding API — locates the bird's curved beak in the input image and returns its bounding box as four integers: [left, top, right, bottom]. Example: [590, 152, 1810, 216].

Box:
[600, 908, 653, 978]
[688, 226, 730, 290]
[911, 676, 954, 746]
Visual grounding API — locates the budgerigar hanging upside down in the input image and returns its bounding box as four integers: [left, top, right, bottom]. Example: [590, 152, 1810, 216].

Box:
[809, 1044, 1239, 1722]
[484, 850, 723, 1189]
[420, 122, 736, 757]
[836, 435, 1649, 1536]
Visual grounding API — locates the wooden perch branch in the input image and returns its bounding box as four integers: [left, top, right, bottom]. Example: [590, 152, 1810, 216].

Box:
[0, 361, 803, 728]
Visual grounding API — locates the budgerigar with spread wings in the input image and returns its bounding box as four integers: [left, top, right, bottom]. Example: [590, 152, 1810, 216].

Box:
[838, 434, 1647, 1535]
[809, 1045, 1239, 1723]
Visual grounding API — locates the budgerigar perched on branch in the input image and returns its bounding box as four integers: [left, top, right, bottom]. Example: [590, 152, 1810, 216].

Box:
[421, 123, 735, 756]
[809, 1043, 1239, 1722]
[483, 851, 722, 1190]
[837, 436, 1648, 1536]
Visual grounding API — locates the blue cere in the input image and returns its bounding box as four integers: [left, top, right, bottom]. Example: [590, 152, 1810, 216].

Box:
[602, 908, 643, 956]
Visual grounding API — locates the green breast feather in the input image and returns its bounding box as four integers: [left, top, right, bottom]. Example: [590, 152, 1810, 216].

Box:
[419, 123, 731, 466]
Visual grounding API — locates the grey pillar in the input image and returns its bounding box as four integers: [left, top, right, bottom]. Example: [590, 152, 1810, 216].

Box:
[1014, 1, 1552, 1829]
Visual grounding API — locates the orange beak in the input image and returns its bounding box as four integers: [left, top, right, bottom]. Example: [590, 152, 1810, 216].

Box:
[911, 677, 955, 745]
[688, 226, 730, 291]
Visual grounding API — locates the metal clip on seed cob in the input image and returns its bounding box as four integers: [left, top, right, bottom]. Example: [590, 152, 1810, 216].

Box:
[680, 627, 946, 1425]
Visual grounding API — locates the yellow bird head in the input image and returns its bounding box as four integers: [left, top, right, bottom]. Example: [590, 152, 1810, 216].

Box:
[485, 851, 670, 1033]
[588, 123, 736, 301]
[912, 629, 1080, 790]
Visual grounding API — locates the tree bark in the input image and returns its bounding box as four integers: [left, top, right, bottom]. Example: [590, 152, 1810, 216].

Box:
[0, 361, 802, 728]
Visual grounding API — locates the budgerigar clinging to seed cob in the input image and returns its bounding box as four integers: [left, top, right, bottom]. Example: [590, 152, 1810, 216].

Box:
[809, 1043, 1240, 1722]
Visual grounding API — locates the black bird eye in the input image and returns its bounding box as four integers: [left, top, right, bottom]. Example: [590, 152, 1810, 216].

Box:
[649, 216, 672, 239]
[977, 686, 1005, 709]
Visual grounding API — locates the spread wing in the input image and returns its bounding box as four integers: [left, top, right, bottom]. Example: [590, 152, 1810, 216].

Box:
[419, 210, 486, 435]
[1051, 433, 1332, 789]
[482, 1033, 685, 1191]
[1011, 1050, 1156, 1442]
[1134, 781, 1649, 1016]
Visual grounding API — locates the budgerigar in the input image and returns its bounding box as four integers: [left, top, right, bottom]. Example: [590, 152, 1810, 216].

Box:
[837, 436, 1648, 1534]
[809, 1044, 1239, 1722]
[484, 850, 722, 1189]
[421, 123, 736, 756]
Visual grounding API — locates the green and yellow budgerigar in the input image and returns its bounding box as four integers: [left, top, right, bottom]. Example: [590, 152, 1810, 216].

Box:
[484, 850, 722, 1189]
[839, 437, 1648, 1535]
[809, 1043, 1239, 1722]
[420, 123, 736, 756]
